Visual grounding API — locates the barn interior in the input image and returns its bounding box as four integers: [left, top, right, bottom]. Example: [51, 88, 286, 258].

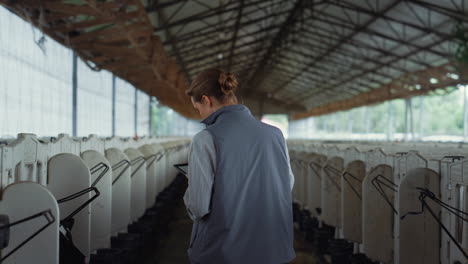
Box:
[0, 0, 467, 263]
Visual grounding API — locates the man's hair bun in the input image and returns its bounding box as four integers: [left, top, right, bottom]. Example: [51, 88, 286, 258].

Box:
[218, 72, 238, 95]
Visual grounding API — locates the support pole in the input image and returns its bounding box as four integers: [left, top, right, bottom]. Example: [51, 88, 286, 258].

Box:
[387, 101, 393, 141]
[418, 96, 424, 140]
[308, 117, 314, 139]
[134, 89, 138, 137]
[364, 107, 370, 139]
[72, 53, 78, 137]
[464, 86, 468, 141]
[404, 98, 414, 141]
[323, 116, 328, 134]
[156, 104, 162, 137]
[404, 98, 408, 141]
[409, 98, 414, 140]
[112, 75, 116, 137]
[149, 97, 153, 136]
[334, 113, 339, 133]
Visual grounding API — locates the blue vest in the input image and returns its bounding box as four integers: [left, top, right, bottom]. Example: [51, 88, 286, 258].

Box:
[188, 104, 295, 264]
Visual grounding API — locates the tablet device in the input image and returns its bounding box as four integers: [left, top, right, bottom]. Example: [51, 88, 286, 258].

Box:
[174, 163, 188, 176]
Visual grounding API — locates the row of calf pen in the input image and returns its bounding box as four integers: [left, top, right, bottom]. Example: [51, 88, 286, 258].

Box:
[288, 140, 468, 264]
[0, 133, 190, 264]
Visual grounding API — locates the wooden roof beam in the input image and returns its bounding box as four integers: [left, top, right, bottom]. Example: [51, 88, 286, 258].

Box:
[301, 26, 435, 68]
[292, 62, 467, 119]
[182, 35, 272, 65]
[289, 38, 412, 75]
[227, 0, 244, 71]
[146, 0, 189, 13]
[275, 53, 389, 92]
[270, 0, 403, 96]
[162, 7, 290, 45]
[186, 46, 266, 73]
[153, 0, 271, 33]
[293, 35, 452, 104]
[326, 0, 453, 38]
[309, 9, 451, 58]
[406, 0, 468, 23]
[174, 23, 280, 57]
[270, 60, 373, 95]
[155, 0, 191, 83]
[261, 62, 368, 95]
[244, 0, 310, 96]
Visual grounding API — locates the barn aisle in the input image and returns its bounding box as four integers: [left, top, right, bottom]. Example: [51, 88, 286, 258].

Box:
[149, 200, 320, 264]
[149, 200, 192, 264]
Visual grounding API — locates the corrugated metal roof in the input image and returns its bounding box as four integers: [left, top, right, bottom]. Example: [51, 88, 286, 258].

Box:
[1, 0, 467, 119]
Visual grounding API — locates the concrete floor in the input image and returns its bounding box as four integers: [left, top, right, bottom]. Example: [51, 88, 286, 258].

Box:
[150, 200, 322, 264]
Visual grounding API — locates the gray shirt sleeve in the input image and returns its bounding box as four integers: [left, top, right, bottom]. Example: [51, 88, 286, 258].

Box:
[183, 130, 216, 221]
[284, 139, 295, 191]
